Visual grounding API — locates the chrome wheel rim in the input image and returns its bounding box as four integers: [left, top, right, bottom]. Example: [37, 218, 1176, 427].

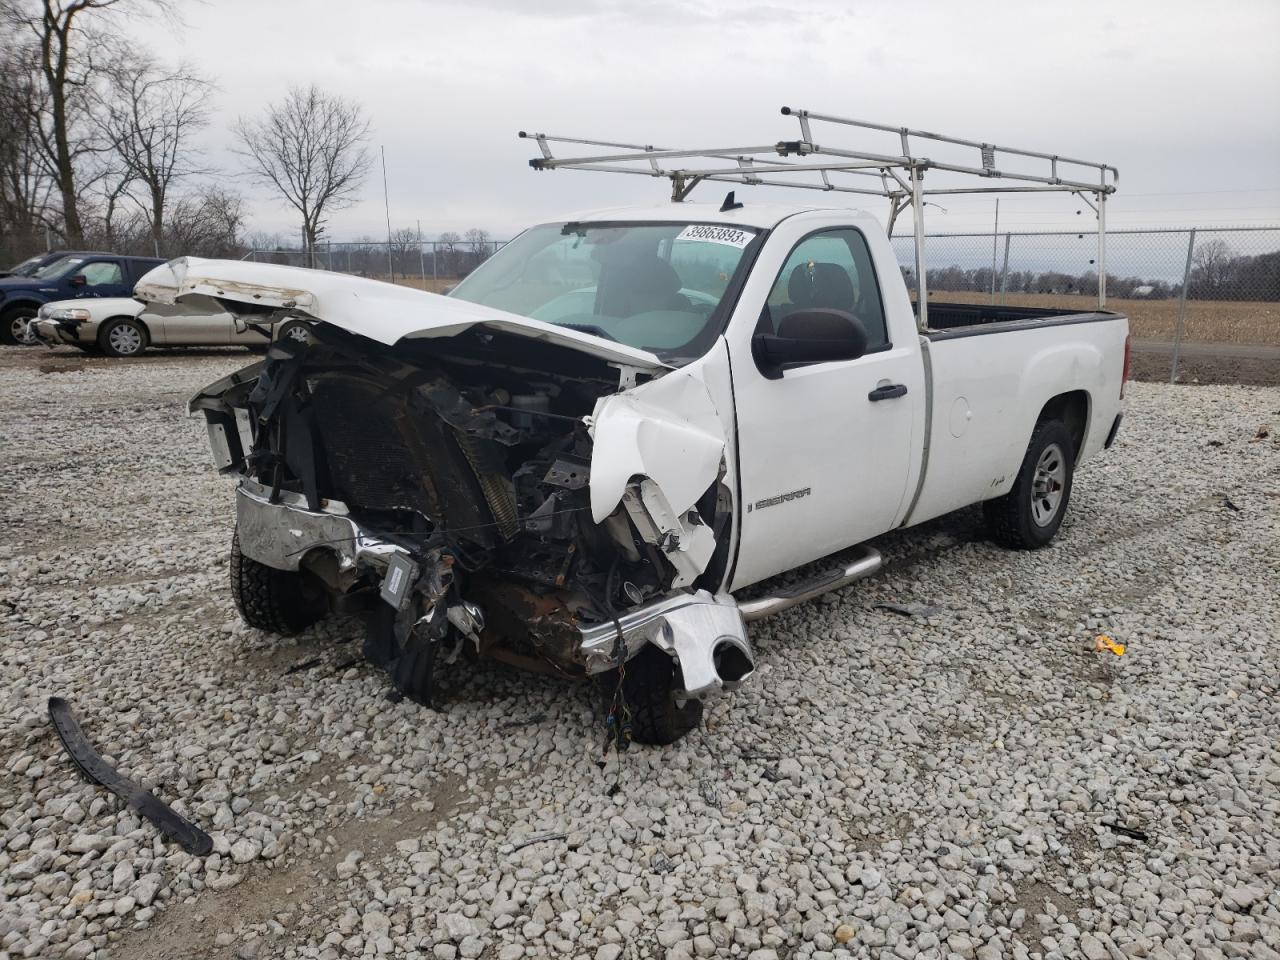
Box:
[1031, 442, 1066, 526]
[109, 324, 142, 355]
[12, 316, 36, 345]
[285, 324, 310, 343]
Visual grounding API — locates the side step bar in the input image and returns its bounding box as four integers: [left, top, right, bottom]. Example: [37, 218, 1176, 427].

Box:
[737, 545, 882, 622]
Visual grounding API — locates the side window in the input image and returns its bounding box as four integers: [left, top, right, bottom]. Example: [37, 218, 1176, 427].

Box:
[125, 259, 156, 284]
[80, 261, 123, 288]
[765, 229, 889, 350]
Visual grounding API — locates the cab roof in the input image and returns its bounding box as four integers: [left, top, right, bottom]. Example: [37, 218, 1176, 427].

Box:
[553, 199, 875, 231]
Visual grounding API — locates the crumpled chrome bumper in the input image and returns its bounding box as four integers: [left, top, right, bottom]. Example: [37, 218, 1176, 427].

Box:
[30, 318, 86, 346]
[234, 479, 755, 700]
[235, 480, 408, 576]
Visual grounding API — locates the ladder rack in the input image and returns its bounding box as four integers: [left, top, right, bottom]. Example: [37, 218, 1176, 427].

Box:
[520, 107, 1119, 324]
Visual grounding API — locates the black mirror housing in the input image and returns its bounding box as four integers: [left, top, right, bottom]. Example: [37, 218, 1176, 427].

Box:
[753, 308, 868, 373]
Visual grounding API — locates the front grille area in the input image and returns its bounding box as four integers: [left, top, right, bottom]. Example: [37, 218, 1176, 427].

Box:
[306, 373, 515, 553]
[309, 375, 441, 519]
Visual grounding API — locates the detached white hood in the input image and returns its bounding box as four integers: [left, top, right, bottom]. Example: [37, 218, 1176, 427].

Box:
[136, 257, 669, 371]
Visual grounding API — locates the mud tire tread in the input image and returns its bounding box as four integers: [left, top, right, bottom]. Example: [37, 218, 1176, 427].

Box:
[617, 645, 704, 746]
[230, 529, 325, 634]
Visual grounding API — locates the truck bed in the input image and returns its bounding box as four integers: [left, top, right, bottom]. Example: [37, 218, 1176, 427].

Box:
[915, 301, 1124, 339]
[902, 304, 1128, 527]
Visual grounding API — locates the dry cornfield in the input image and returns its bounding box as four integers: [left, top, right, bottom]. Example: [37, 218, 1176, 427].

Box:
[928, 291, 1280, 345]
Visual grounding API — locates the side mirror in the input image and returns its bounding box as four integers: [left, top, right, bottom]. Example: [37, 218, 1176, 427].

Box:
[752, 308, 868, 372]
[68, 274, 87, 287]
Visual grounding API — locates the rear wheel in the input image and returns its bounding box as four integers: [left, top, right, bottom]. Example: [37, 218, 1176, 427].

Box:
[230, 529, 327, 634]
[984, 418, 1076, 549]
[606, 645, 704, 746]
[98, 317, 148, 357]
[2, 306, 38, 346]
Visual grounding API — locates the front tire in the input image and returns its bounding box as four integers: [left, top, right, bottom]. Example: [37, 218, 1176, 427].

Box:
[276, 319, 313, 345]
[98, 317, 148, 357]
[2, 306, 38, 346]
[230, 530, 327, 634]
[984, 418, 1076, 549]
[607, 645, 704, 746]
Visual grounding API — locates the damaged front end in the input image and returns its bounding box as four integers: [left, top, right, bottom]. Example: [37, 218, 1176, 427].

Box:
[190, 324, 754, 721]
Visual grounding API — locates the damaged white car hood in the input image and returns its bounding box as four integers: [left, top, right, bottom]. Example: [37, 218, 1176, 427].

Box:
[136, 257, 670, 372]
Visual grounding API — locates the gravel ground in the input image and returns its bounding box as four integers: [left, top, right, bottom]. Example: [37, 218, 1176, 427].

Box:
[1, 346, 1278, 960]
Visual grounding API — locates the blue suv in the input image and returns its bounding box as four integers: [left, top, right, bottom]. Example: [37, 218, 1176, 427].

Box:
[0, 253, 165, 345]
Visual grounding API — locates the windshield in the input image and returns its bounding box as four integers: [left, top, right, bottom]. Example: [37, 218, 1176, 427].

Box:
[447, 221, 760, 360]
[31, 256, 85, 280]
[6, 254, 44, 277]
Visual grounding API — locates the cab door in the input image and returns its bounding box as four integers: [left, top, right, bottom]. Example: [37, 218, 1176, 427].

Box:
[726, 222, 922, 590]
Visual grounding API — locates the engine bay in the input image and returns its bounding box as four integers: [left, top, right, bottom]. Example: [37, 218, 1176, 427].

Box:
[194, 326, 734, 694]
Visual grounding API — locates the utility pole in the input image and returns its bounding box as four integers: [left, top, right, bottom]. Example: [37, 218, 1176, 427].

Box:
[417, 219, 426, 286]
[990, 199, 999, 301]
[382, 145, 394, 281]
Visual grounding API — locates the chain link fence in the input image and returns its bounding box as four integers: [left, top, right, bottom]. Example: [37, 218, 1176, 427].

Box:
[890, 226, 1280, 382]
[243, 240, 508, 292]
[241, 227, 1279, 383]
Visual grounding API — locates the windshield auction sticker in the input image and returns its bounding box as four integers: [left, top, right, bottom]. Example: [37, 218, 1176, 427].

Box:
[675, 225, 755, 248]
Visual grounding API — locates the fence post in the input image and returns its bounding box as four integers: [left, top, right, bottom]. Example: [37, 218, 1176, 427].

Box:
[432, 243, 438, 284]
[1170, 228, 1196, 384]
[999, 233, 1011, 305]
[419, 242, 427, 287]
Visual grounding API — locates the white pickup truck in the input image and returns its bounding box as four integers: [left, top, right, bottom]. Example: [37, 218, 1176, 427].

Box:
[154, 112, 1129, 744]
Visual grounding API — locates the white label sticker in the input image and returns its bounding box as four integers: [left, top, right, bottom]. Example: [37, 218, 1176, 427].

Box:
[675, 224, 754, 248]
[386, 565, 404, 596]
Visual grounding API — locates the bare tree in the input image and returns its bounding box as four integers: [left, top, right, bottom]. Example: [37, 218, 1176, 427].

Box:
[464, 227, 491, 253]
[388, 226, 419, 276]
[235, 85, 372, 266]
[96, 54, 210, 255]
[3, 0, 171, 244]
[435, 230, 461, 278]
[0, 39, 54, 260]
[164, 186, 245, 258]
[1190, 238, 1235, 298]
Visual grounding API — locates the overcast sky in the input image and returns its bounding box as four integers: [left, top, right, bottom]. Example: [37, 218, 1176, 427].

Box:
[121, 0, 1280, 243]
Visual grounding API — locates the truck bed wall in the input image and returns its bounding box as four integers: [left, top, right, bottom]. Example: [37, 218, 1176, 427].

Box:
[903, 313, 1128, 528]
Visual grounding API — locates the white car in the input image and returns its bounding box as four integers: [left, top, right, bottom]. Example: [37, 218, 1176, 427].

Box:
[31, 296, 311, 357]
